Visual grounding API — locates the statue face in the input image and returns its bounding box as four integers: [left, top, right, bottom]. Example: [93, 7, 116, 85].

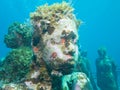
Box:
[98, 47, 106, 58]
[41, 17, 79, 69]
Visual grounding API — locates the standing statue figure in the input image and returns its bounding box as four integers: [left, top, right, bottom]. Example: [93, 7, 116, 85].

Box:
[96, 47, 118, 90]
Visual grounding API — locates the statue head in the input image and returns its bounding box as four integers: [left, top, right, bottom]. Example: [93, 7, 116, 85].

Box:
[97, 47, 107, 59]
[31, 2, 80, 73]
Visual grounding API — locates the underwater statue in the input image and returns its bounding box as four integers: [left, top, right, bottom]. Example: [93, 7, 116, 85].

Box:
[28, 2, 80, 89]
[1, 2, 93, 90]
[96, 47, 118, 90]
[28, 2, 94, 90]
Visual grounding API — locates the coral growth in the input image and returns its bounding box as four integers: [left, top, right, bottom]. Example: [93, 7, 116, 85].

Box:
[62, 72, 93, 90]
[0, 47, 32, 83]
[30, 2, 77, 26]
[4, 22, 32, 48]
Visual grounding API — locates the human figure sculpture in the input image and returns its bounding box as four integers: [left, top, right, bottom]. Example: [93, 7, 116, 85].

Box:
[0, 2, 93, 90]
[96, 47, 118, 90]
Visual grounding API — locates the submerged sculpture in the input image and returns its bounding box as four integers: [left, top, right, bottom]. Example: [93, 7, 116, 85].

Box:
[96, 47, 118, 90]
[28, 2, 80, 89]
[30, 2, 79, 73]
[1, 2, 94, 90]
[28, 2, 93, 90]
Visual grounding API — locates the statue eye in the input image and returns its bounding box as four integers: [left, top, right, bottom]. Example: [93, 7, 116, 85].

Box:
[70, 31, 76, 39]
[32, 36, 41, 46]
[66, 31, 76, 40]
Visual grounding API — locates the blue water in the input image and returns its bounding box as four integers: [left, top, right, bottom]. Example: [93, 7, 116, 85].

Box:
[0, 0, 120, 73]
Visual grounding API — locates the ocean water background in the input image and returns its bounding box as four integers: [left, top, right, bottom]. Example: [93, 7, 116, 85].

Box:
[0, 0, 120, 78]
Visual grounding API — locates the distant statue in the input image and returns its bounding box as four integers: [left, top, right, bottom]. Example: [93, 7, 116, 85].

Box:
[96, 47, 118, 90]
